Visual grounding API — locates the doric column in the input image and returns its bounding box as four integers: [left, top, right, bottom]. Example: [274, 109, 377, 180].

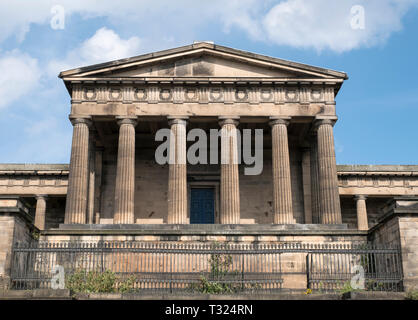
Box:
[167, 117, 188, 224]
[34, 195, 47, 230]
[64, 117, 92, 224]
[355, 195, 369, 230]
[87, 131, 96, 224]
[114, 117, 137, 224]
[315, 118, 342, 224]
[269, 117, 295, 224]
[219, 117, 240, 224]
[310, 133, 320, 224]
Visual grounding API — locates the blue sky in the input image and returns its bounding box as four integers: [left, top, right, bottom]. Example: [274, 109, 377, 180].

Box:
[0, 0, 417, 165]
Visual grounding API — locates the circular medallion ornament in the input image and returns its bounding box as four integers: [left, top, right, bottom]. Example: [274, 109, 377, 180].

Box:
[109, 88, 122, 100]
[185, 88, 198, 101]
[260, 88, 273, 101]
[311, 89, 322, 101]
[285, 89, 298, 102]
[235, 88, 248, 102]
[83, 88, 96, 101]
[159, 88, 173, 101]
[134, 88, 147, 101]
[209, 88, 223, 101]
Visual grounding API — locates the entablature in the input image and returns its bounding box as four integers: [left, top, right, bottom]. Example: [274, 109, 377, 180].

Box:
[68, 79, 338, 111]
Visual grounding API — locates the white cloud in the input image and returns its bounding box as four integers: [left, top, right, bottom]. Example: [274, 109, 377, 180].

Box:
[48, 27, 141, 75]
[0, 50, 40, 109]
[261, 0, 418, 52]
[0, 1, 417, 53]
[78, 27, 141, 64]
[0, 1, 208, 44]
[218, 0, 266, 39]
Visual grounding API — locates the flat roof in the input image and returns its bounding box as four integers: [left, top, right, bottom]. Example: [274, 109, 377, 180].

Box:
[337, 165, 418, 172]
[1, 164, 418, 173]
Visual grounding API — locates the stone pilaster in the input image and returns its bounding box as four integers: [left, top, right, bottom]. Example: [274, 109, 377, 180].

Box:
[219, 117, 240, 224]
[167, 117, 188, 224]
[64, 117, 92, 224]
[114, 117, 137, 224]
[355, 195, 369, 231]
[94, 147, 104, 224]
[302, 148, 312, 224]
[315, 118, 342, 224]
[34, 195, 47, 230]
[269, 117, 295, 224]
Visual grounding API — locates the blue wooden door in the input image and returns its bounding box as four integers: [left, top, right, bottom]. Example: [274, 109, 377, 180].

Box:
[190, 188, 215, 224]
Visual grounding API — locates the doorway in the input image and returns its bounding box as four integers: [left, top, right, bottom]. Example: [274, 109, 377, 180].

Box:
[190, 188, 215, 224]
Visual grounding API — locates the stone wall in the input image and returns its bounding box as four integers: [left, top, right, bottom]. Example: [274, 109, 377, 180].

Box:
[289, 147, 305, 223]
[0, 215, 15, 287]
[370, 216, 401, 247]
[99, 142, 307, 224]
[340, 197, 392, 229]
[369, 198, 418, 291]
[370, 215, 418, 291]
[398, 216, 418, 290]
[0, 199, 34, 290]
[239, 160, 273, 224]
[100, 145, 117, 219]
[45, 197, 66, 229]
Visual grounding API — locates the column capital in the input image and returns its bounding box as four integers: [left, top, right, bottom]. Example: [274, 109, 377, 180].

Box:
[313, 117, 338, 130]
[354, 195, 368, 201]
[69, 116, 92, 127]
[35, 194, 48, 200]
[167, 116, 189, 126]
[219, 116, 240, 127]
[269, 117, 291, 127]
[116, 116, 138, 127]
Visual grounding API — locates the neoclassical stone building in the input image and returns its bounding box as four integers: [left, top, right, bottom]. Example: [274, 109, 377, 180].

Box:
[0, 43, 417, 291]
[61, 40, 348, 228]
[1, 41, 418, 230]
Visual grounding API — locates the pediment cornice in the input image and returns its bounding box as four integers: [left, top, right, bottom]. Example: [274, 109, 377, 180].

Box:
[59, 43, 348, 80]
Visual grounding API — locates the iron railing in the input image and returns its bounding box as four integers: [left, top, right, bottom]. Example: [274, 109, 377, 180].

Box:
[10, 241, 403, 293]
[307, 245, 403, 292]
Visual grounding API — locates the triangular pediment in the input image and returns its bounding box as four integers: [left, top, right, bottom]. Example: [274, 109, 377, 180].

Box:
[106, 54, 301, 78]
[59, 42, 347, 81]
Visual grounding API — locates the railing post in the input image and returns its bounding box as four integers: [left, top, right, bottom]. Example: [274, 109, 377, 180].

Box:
[306, 253, 310, 290]
[241, 253, 244, 292]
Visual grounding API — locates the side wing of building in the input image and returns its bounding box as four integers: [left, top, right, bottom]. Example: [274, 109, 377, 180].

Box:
[1, 164, 417, 230]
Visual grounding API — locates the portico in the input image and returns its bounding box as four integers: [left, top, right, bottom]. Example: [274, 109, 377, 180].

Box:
[60, 42, 346, 226]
